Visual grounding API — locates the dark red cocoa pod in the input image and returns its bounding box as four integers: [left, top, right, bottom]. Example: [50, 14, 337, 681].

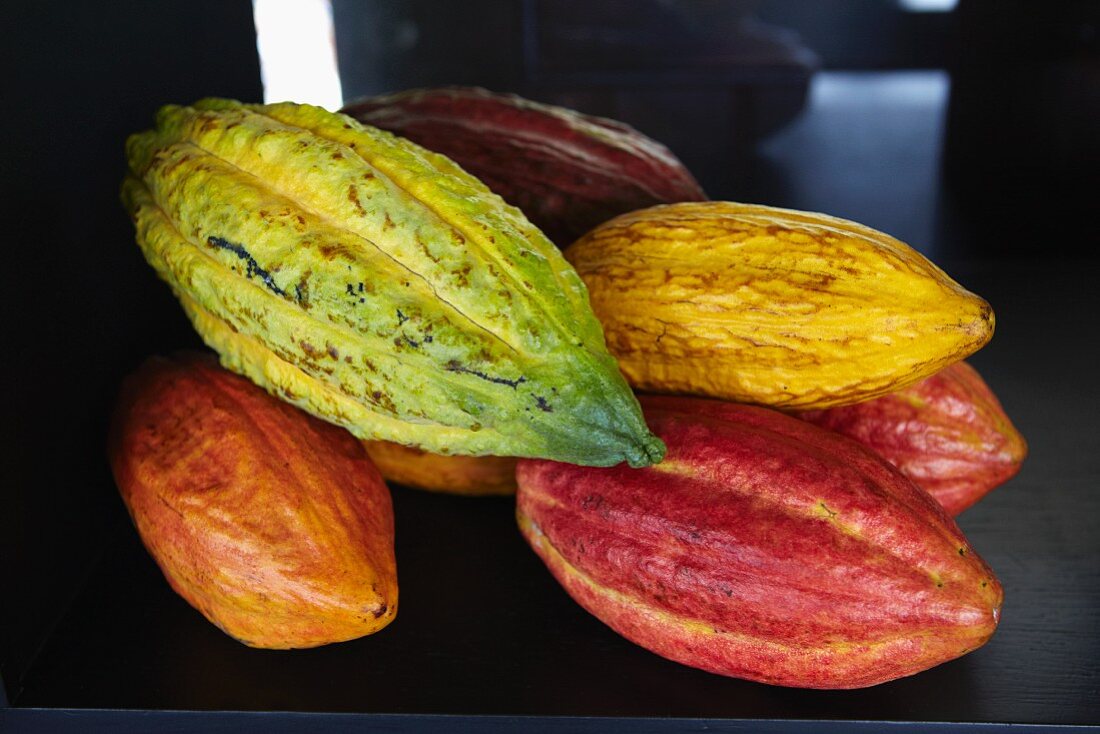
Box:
[341, 86, 707, 246]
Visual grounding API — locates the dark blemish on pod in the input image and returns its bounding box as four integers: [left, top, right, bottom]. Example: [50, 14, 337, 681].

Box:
[207, 236, 286, 297]
[445, 361, 526, 389]
[383, 213, 396, 231]
[370, 390, 396, 412]
[347, 185, 366, 216]
[396, 309, 409, 326]
[535, 395, 553, 412]
[371, 604, 388, 619]
[347, 282, 367, 304]
[327, 343, 340, 360]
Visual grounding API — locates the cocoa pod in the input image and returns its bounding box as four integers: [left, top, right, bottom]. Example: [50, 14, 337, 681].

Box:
[121, 99, 664, 468]
[565, 202, 994, 410]
[516, 395, 1003, 688]
[800, 361, 1027, 515]
[109, 352, 397, 649]
[363, 440, 517, 496]
[341, 86, 707, 247]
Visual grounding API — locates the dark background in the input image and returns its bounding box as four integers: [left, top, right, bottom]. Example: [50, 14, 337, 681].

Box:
[3, 0, 1098, 729]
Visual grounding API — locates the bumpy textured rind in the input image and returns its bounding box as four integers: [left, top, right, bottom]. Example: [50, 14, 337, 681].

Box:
[800, 361, 1027, 515]
[516, 395, 1003, 689]
[108, 352, 397, 649]
[341, 86, 707, 247]
[363, 440, 517, 496]
[565, 202, 995, 410]
[121, 98, 663, 467]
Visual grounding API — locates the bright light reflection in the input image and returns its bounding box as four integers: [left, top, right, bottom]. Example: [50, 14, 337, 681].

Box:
[253, 0, 344, 110]
[897, 0, 958, 11]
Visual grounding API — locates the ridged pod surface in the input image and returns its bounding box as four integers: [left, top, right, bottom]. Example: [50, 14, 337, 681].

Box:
[121, 99, 663, 467]
[108, 352, 397, 649]
[800, 361, 1027, 515]
[565, 202, 995, 410]
[363, 440, 517, 496]
[341, 87, 707, 247]
[516, 395, 1003, 688]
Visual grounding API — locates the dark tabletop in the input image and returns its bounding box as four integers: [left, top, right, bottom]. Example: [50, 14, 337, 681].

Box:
[3, 2, 1099, 731]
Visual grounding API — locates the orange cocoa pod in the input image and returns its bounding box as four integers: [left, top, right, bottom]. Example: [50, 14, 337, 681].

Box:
[799, 361, 1027, 516]
[363, 440, 517, 496]
[516, 395, 1002, 688]
[108, 352, 397, 648]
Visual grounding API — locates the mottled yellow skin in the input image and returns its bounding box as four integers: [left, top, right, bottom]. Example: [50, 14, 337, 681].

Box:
[565, 202, 994, 409]
[121, 99, 663, 467]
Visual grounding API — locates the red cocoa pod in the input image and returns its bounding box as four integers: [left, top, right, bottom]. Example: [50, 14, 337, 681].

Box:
[341, 86, 707, 246]
[799, 361, 1027, 516]
[108, 352, 397, 648]
[516, 395, 1002, 688]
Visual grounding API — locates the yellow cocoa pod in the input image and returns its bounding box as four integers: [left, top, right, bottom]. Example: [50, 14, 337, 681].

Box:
[121, 99, 664, 467]
[565, 202, 994, 410]
[363, 441, 517, 496]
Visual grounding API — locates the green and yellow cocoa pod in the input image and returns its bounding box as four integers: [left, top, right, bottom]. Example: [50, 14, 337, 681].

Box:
[121, 99, 664, 467]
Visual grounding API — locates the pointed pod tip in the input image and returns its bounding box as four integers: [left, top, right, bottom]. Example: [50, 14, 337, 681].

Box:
[626, 433, 667, 468]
